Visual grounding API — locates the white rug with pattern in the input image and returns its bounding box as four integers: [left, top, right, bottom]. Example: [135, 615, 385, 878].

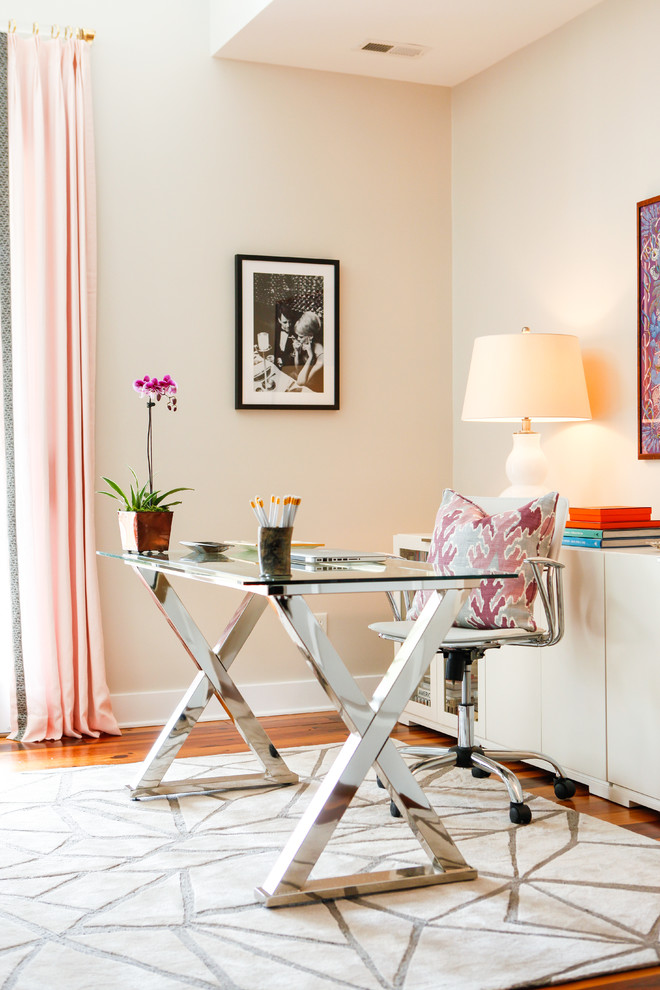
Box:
[2, 743, 659, 989]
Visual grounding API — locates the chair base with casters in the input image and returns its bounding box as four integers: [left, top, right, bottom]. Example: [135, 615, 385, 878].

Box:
[376, 645, 576, 825]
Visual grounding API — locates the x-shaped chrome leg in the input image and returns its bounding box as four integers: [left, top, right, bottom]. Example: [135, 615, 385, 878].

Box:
[256, 588, 477, 906]
[128, 566, 299, 799]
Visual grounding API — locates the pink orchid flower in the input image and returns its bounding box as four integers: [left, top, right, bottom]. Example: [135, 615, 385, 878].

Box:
[132, 374, 179, 492]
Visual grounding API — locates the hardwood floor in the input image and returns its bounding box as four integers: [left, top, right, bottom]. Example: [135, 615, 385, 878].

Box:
[2, 712, 659, 990]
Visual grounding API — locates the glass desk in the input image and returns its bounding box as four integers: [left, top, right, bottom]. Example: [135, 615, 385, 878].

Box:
[98, 545, 513, 907]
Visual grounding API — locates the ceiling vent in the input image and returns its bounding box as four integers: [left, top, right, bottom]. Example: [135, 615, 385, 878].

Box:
[359, 41, 428, 58]
[361, 41, 393, 53]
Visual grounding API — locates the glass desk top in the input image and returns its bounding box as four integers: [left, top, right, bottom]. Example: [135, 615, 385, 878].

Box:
[98, 544, 515, 596]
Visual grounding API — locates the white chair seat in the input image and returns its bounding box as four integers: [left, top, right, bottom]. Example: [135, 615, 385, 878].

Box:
[368, 619, 546, 648]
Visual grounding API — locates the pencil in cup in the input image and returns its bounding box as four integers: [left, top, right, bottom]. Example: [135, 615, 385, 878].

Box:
[283, 496, 301, 527]
[250, 498, 269, 527]
[250, 495, 301, 528]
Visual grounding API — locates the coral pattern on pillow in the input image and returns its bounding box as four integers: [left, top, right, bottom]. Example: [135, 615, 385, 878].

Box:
[407, 490, 559, 631]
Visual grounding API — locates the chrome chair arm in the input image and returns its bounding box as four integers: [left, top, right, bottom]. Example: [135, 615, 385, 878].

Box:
[384, 587, 421, 622]
[385, 590, 404, 622]
[526, 557, 565, 648]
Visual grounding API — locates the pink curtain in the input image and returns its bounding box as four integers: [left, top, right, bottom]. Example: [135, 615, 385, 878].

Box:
[6, 35, 119, 741]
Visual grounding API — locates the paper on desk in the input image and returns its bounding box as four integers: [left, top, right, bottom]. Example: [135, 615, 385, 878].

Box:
[226, 540, 324, 548]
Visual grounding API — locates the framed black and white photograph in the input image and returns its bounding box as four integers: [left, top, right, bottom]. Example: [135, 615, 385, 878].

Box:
[235, 254, 339, 410]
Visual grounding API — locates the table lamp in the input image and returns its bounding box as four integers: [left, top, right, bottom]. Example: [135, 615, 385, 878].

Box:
[461, 327, 591, 496]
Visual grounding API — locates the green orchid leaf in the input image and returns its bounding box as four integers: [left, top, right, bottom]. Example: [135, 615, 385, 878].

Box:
[151, 487, 193, 506]
[98, 469, 192, 513]
[101, 477, 129, 502]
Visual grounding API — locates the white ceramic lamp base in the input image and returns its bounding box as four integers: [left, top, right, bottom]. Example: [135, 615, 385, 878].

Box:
[500, 431, 549, 497]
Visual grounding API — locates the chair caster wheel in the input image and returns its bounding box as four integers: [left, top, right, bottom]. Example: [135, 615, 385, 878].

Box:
[554, 777, 576, 800]
[376, 776, 385, 789]
[471, 767, 491, 778]
[509, 802, 532, 825]
[390, 799, 402, 818]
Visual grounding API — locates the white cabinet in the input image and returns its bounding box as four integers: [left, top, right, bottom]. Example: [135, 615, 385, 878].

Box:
[393, 535, 660, 812]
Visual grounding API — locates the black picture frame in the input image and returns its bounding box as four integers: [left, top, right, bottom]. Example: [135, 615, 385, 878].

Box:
[235, 254, 339, 410]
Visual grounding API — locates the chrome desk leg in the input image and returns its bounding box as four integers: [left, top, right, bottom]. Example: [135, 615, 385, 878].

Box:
[256, 589, 477, 906]
[129, 567, 298, 799]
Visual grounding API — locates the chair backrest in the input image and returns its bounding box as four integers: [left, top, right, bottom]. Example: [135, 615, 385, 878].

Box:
[467, 494, 569, 562]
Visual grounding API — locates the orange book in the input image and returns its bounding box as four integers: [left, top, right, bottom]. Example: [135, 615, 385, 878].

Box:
[569, 506, 652, 523]
[565, 518, 660, 530]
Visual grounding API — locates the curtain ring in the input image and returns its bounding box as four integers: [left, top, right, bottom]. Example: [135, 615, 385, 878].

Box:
[8, 19, 16, 33]
[32, 21, 39, 35]
[51, 24, 60, 39]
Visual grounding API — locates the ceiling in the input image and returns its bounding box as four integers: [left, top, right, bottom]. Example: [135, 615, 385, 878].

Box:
[211, 0, 604, 87]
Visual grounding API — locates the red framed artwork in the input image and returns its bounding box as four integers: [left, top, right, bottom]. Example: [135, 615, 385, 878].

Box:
[638, 195, 660, 457]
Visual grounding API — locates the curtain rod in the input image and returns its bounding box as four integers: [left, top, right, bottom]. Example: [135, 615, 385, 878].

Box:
[5, 20, 95, 43]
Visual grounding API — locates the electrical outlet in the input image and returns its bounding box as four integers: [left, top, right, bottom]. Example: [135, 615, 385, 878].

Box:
[313, 612, 328, 633]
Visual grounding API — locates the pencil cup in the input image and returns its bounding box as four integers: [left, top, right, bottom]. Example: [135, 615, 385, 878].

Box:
[258, 526, 293, 577]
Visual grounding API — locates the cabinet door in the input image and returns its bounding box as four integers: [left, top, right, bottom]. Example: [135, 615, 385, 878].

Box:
[482, 643, 541, 750]
[403, 653, 460, 736]
[401, 643, 485, 738]
[605, 550, 660, 801]
[541, 547, 607, 780]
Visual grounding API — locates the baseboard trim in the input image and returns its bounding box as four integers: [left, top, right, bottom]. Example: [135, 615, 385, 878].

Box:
[111, 674, 382, 729]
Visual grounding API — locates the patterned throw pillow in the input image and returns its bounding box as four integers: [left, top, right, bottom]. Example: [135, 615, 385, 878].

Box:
[407, 490, 559, 631]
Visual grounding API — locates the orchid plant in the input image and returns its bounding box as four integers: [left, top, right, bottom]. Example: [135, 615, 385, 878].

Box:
[99, 374, 191, 512]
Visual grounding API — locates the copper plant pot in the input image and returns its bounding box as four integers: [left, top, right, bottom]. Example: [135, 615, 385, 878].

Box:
[117, 511, 173, 553]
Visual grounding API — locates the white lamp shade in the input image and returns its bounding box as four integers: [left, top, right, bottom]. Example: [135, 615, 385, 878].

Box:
[461, 332, 591, 423]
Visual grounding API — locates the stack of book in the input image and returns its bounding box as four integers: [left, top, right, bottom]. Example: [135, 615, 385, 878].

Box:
[412, 674, 431, 707]
[563, 505, 660, 549]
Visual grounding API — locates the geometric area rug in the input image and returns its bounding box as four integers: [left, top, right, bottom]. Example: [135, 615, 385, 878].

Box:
[1, 744, 659, 990]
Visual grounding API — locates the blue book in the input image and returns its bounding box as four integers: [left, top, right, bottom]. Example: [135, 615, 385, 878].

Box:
[562, 536, 656, 548]
[566, 526, 660, 539]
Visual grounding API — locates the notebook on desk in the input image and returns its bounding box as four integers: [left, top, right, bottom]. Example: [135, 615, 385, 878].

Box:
[290, 547, 388, 565]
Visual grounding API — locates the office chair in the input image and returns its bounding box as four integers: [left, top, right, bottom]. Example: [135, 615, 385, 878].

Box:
[370, 491, 575, 825]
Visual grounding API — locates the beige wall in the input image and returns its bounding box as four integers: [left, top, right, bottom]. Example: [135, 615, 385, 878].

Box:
[1, 1, 453, 721]
[452, 0, 660, 505]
